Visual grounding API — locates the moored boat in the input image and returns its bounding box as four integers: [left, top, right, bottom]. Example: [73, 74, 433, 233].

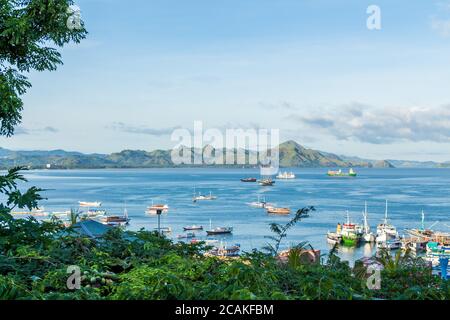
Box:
[258, 179, 275, 186]
[206, 227, 233, 235]
[266, 207, 291, 215]
[78, 201, 102, 207]
[327, 231, 342, 245]
[183, 225, 203, 231]
[276, 171, 296, 179]
[145, 203, 169, 215]
[177, 232, 196, 239]
[376, 200, 399, 242]
[341, 211, 362, 246]
[193, 190, 217, 202]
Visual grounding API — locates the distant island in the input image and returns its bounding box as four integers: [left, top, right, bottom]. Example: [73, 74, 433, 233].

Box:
[0, 140, 448, 170]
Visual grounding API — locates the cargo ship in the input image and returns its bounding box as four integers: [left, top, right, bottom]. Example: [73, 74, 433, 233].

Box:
[327, 168, 357, 177]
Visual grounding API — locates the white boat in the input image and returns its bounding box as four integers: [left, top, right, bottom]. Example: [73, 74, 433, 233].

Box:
[362, 202, 376, 243]
[145, 201, 169, 215]
[377, 238, 402, 250]
[85, 209, 107, 217]
[326, 231, 342, 245]
[376, 200, 399, 242]
[78, 201, 102, 208]
[183, 225, 203, 231]
[177, 232, 196, 239]
[193, 190, 217, 202]
[97, 208, 130, 226]
[276, 171, 296, 179]
[248, 196, 274, 208]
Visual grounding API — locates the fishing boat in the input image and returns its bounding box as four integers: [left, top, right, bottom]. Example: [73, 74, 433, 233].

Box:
[258, 179, 275, 186]
[145, 202, 169, 215]
[240, 177, 257, 182]
[183, 225, 203, 231]
[376, 200, 399, 242]
[327, 168, 357, 177]
[266, 207, 291, 215]
[362, 202, 376, 243]
[341, 211, 362, 246]
[177, 232, 196, 239]
[78, 201, 102, 207]
[276, 171, 296, 179]
[192, 190, 217, 202]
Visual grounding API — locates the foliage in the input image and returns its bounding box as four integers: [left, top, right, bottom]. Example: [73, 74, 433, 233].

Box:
[0, 0, 87, 136]
[263, 206, 315, 255]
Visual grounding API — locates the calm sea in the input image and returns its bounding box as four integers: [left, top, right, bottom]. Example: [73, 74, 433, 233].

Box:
[12, 168, 450, 263]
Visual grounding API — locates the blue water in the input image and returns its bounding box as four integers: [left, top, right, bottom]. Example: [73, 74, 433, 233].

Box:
[12, 168, 450, 263]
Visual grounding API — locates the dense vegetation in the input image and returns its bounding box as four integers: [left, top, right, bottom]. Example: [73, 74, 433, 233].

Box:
[0, 168, 449, 300]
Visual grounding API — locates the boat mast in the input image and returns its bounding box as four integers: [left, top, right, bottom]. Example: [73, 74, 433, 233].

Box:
[421, 210, 425, 230]
[384, 200, 388, 225]
[363, 201, 369, 233]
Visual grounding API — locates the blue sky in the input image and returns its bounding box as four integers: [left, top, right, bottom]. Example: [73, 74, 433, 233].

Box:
[2, 0, 450, 161]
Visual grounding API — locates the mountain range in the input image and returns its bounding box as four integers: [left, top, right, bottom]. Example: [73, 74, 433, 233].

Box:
[0, 140, 448, 169]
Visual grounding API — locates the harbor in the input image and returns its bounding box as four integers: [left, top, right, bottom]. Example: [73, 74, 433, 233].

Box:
[8, 167, 450, 264]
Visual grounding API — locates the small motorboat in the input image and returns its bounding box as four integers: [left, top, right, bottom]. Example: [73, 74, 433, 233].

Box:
[248, 196, 274, 209]
[206, 227, 233, 235]
[258, 179, 275, 186]
[183, 225, 203, 231]
[266, 207, 291, 215]
[177, 232, 196, 239]
[240, 177, 257, 182]
[85, 209, 107, 217]
[208, 244, 241, 257]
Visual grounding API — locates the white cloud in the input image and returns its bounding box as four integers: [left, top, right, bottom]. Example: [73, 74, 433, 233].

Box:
[289, 103, 450, 144]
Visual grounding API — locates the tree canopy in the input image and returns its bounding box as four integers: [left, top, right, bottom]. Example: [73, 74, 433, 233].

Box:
[0, 0, 87, 136]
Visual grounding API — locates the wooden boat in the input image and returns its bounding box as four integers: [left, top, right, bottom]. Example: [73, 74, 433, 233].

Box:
[267, 207, 291, 215]
[183, 225, 203, 231]
[145, 203, 169, 215]
[206, 227, 233, 235]
[98, 208, 129, 226]
[258, 179, 275, 186]
[240, 177, 257, 182]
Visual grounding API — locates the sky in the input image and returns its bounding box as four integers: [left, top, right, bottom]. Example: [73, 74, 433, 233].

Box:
[2, 0, 450, 161]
